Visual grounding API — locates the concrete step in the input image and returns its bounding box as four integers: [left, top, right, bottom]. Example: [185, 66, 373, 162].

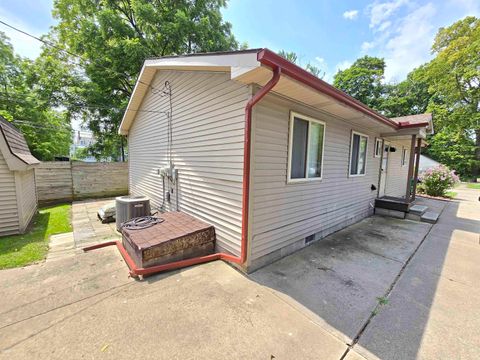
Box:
[421, 211, 440, 224]
[409, 205, 429, 216]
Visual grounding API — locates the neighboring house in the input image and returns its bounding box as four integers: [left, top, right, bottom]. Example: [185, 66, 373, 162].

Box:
[419, 154, 441, 173]
[119, 49, 432, 271]
[70, 129, 96, 162]
[0, 116, 39, 236]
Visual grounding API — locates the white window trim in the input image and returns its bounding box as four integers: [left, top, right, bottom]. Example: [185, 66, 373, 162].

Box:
[287, 111, 326, 184]
[349, 130, 369, 177]
[374, 138, 382, 158]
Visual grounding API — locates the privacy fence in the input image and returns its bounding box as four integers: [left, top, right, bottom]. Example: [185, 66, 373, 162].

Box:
[35, 161, 128, 205]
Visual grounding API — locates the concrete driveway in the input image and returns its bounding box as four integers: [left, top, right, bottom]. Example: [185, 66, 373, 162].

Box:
[0, 185, 478, 359]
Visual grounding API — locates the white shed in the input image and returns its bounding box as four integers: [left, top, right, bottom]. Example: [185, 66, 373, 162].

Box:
[0, 116, 39, 236]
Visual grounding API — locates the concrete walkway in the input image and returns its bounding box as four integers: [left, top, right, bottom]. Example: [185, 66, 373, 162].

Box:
[347, 185, 480, 360]
[0, 186, 478, 359]
[72, 198, 120, 248]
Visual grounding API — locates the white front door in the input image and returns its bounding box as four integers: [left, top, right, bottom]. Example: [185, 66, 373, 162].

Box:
[379, 141, 390, 197]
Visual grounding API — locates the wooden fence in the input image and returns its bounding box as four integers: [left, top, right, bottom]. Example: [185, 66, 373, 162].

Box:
[35, 161, 128, 205]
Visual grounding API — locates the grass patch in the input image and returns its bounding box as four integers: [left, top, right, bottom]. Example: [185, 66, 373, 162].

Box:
[445, 191, 458, 199]
[466, 183, 480, 189]
[0, 204, 72, 269]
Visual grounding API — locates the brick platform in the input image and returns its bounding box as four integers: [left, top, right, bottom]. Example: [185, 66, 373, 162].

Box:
[122, 212, 215, 268]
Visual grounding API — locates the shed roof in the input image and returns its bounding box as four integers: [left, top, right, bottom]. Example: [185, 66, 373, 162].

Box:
[0, 116, 39, 165]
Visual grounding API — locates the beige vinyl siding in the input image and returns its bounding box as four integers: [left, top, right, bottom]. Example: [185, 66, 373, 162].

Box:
[128, 70, 250, 255]
[250, 94, 382, 262]
[15, 169, 37, 231]
[0, 150, 19, 235]
[384, 139, 411, 198]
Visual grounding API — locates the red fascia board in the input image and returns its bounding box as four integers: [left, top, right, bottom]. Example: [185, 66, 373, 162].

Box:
[256, 48, 399, 130]
[398, 121, 430, 129]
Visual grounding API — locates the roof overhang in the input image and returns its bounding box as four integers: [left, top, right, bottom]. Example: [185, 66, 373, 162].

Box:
[381, 126, 428, 140]
[119, 48, 431, 136]
[118, 50, 261, 135]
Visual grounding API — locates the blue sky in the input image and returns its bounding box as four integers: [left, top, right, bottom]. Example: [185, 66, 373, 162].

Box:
[0, 0, 479, 83]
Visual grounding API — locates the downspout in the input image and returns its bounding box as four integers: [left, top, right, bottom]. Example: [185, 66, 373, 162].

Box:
[84, 66, 282, 276]
[238, 66, 281, 263]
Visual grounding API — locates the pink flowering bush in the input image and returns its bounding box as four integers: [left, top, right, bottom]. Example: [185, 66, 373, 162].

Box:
[418, 165, 460, 197]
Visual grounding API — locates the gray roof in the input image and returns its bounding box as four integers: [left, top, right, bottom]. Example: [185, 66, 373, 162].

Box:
[0, 116, 39, 165]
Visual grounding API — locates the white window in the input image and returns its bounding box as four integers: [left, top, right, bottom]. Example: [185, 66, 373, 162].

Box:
[288, 112, 326, 182]
[374, 138, 382, 158]
[401, 147, 408, 166]
[349, 131, 368, 176]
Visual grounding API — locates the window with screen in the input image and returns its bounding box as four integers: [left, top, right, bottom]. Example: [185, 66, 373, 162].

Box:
[288, 112, 325, 182]
[349, 131, 368, 176]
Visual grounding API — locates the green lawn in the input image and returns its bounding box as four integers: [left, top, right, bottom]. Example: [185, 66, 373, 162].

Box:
[466, 183, 480, 189]
[0, 204, 72, 269]
[445, 191, 458, 199]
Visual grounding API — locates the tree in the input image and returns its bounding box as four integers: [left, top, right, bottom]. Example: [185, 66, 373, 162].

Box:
[380, 65, 431, 117]
[278, 50, 298, 64]
[49, 0, 239, 160]
[423, 16, 480, 177]
[0, 32, 72, 160]
[333, 56, 386, 110]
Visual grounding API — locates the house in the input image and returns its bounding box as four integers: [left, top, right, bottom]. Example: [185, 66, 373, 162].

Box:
[0, 116, 39, 236]
[419, 154, 441, 173]
[70, 129, 96, 162]
[118, 49, 432, 272]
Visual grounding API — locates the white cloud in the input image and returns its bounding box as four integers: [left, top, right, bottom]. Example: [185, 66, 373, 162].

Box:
[335, 60, 352, 72]
[368, 0, 409, 28]
[343, 10, 359, 20]
[361, 41, 375, 52]
[377, 20, 392, 32]
[382, 3, 437, 81]
[0, 6, 45, 59]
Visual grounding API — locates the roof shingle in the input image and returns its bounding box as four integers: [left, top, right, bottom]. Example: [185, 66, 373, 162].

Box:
[0, 116, 40, 165]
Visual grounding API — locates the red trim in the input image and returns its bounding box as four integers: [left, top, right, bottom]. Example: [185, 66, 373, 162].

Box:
[397, 121, 430, 129]
[256, 49, 400, 130]
[84, 67, 282, 276]
[240, 66, 281, 262]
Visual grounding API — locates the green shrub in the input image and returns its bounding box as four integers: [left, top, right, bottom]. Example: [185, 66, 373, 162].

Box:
[418, 166, 460, 197]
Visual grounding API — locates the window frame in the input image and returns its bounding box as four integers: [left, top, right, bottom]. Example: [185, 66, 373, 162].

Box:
[374, 138, 382, 158]
[287, 111, 326, 183]
[401, 147, 408, 166]
[348, 130, 369, 177]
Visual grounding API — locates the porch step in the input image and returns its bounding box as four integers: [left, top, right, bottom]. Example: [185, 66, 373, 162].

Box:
[409, 205, 428, 215]
[421, 211, 440, 224]
[405, 205, 429, 221]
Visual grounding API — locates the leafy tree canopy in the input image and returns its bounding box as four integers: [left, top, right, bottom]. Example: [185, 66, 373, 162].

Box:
[0, 32, 72, 160]
[331, 16, 479, 177]
[423, 16, 480, 177]
[48, 0, 239, 160]
[333, 56, 386, 110]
